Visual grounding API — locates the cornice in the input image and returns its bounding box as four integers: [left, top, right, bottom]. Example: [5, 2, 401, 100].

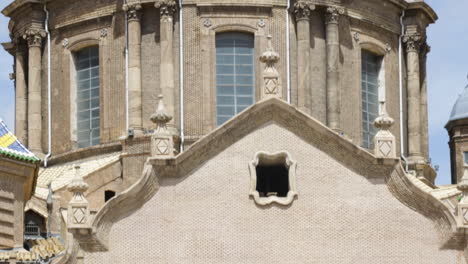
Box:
[407, 1, 438, 24]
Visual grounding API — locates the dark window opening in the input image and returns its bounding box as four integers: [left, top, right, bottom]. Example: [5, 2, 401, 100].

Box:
[256, 162, 289, 197]
[24, 210, 46, 238]
[104, 190, 116, 202]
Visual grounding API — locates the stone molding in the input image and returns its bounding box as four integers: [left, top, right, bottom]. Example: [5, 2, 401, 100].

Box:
[23, 28, 46, 48]
[123, 3, 142, 21]
[292, 0, 315, 21]
[248, 151, 298, 206]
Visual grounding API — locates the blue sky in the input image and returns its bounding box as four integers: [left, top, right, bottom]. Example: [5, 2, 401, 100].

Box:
[0, 0, 466, 185]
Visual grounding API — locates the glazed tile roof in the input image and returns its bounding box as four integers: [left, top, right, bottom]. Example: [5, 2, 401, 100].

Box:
[0, 237, 64, 262]
[34, 152, 121, 199]
[0, 118, 39, 163]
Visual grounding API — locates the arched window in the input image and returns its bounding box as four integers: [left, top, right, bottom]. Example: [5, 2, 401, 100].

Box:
[75, 46, 100, 148]
[361, 50, 383, 149]
[216, 32, 255, 126]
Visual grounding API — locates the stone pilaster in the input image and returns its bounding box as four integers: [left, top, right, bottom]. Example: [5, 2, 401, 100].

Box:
[403, 32, 423, 162]
[150, 95, 174, 157]
[325, 6, 344, 132]
[293, 1, 315, 113]
[259, 35, 282, 100]
[23, 28, 46, 156]
[155, 0, 177, 132]
[14, 42, 28, 145]
[124, 3, 143, 135]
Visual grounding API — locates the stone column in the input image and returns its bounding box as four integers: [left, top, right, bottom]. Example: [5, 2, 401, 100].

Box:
[420, 43, 430, 161]
[23, 29, 46, 155]
[403, 32, 423, 161]
[293, 1, 314, 113]
[155, 0, 177, 131]
[124, 3, 143, 135]
[325, 7, 344, 132]
[15, 43, 28, 145]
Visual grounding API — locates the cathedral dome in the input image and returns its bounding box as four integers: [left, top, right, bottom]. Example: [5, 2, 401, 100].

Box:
[448, 86, 468, 123]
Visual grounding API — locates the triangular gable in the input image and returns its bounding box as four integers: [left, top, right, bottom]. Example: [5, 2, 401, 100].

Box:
[150, 97, 396, 178]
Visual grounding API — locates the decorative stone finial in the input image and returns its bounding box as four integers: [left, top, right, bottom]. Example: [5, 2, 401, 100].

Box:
[259, 35, 282, 99]
[67, 165, 89, 193]
[457, 167, 468, 228]
[373, 102, 396, 159]
[67, 165, 91, 231]
[150, 95, 175, 157]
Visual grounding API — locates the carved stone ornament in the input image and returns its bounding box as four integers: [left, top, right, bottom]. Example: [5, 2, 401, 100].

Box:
[293, 0, 315, 20]
[257, 19, 266, 28]
[259, 35, 282, 99]
[325, 6, 345, 24]
[402, 33, 422, 53]
[150, 95, 175, 157]
[155, 0, 178, 18]
[373, 102, 396, 159]
[203, 18, 212, 28]
[100, 28, 109, 38]
[457, 167, 468, 228]
[67, 165, 91, 231]
[249, 151, 298, 206]
[23, 28, 46, 48]
[123, 3, 142, 21]
[62, 38, 69, 47]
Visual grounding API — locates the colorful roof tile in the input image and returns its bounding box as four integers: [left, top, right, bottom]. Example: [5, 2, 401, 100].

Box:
[0, 118, 39, 163]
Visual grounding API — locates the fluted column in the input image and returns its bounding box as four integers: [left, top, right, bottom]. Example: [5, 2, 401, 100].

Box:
[403, 32, 423, 161]
[15, 43, 28, 145]
[155, 0, 177, 130]
[124, 3, 143, 134]
[23, 29, 46, 155]
[325, 7, 344, 132]
[293, 1, 314, 113]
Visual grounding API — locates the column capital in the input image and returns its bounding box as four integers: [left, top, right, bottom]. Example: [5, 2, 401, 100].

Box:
[402, 33, 422, 53]
[123, 3, 142, 21]
[325, 6, 345, 24]
[292, 0, 315, 21]
[155, 0, 178, 18]
[22, 28, 46, 48]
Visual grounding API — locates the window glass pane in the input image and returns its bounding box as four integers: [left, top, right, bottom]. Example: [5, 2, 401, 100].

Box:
[464, 152, 468, 165]
[76, 46, 100, 148]
[218, 86, 234, 96]
[216, 33, 254, 126]
[217, 96, 235, 105]
[217, 106, 235, 116]
[237, 97, 253, 105]
[361, 50, 383, 149]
